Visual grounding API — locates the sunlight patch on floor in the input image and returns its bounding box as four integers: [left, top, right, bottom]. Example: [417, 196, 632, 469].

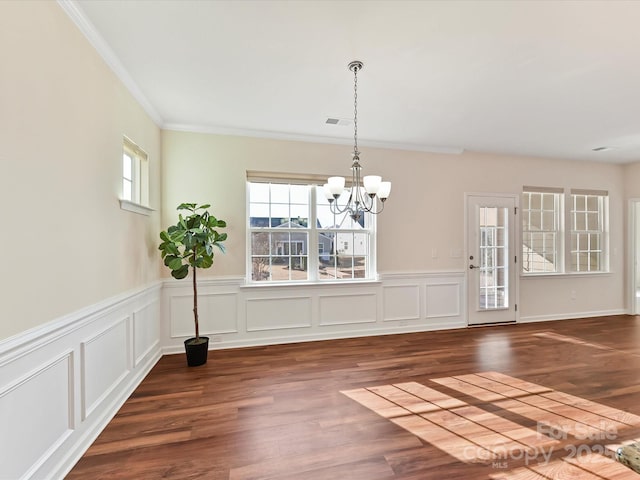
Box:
[342, 372, 640, 479]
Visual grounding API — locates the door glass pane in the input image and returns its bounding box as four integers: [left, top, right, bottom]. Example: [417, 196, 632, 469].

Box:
[478, 206, 509, 310]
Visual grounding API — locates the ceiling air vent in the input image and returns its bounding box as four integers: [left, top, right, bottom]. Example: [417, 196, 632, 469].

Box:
[325, 118, 351, 126]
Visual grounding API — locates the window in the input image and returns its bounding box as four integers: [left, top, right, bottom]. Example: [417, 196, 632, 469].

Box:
[479, 206, 509, 309]
[570, 189, 607, 272]
[521, 187, 608, 275]
[120, 137, 151, 214]
[522, 187, 562, 273]
[248, 175, 375, 283]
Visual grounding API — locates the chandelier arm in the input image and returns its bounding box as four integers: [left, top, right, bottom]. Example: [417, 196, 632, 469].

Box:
[329, 200, 351, 215]
[328, 187, 356, 216]
[359, 197, 385, 215]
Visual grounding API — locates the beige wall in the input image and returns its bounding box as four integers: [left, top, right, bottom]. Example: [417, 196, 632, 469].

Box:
[623, 162, 640, 199]
[162, 130, 625, 319]
[0, 2, 162, 340]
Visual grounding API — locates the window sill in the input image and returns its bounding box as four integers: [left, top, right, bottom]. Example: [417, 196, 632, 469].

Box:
[521, 271, 611, 279]
[240, 279, 382, 289]
[119, 199, 155, 216]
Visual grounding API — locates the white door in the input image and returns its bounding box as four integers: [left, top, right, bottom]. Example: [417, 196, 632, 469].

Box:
[466, 195, 518, 325]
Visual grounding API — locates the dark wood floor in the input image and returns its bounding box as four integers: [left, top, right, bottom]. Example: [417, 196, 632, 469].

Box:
[67, 316, 640, 479]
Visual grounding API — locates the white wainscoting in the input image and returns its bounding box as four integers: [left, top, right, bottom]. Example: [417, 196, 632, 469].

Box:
[0, 282, 162, 480]
[162, 272, 466, 353]
[0, 272, 463, 478]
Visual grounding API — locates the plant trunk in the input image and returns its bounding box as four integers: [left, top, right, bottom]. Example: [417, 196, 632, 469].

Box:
[193, 257, 199, 341]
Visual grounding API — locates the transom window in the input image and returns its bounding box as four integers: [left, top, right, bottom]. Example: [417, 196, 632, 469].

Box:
[521, 187, 608, 275]
[248, 175, 375, 283]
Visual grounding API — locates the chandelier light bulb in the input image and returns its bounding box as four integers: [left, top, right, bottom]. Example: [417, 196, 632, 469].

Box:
[378, 181, 391, 200]
[327, 176, 346, 196]
[322, 183, 335, 201]
[363, 175, 382, 195]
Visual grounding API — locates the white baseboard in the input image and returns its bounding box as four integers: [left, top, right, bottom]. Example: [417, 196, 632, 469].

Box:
[518, 309, 627, 323]
[162, 318, 467, 355]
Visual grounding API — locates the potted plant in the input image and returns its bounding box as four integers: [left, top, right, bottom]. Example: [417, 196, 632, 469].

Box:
[158, 203, 227, 366]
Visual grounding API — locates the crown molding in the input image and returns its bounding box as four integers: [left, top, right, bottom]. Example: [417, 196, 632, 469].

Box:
[56, 0, 164, 126]
[163, 123, 464, 155]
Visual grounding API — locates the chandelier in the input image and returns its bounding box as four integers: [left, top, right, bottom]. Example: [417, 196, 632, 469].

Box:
[323, 60, 391, 223]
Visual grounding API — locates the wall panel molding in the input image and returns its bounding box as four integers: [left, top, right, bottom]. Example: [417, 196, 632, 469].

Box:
[162, 273, 466, 353]
[318, 293, 378, 326]
[383, 285, 421, 322]
[0, 282, 162, 480]
[425, 282, 461, 318]
[133, 301, 160, 367]
[0, 350, 74, 480]
[80, 316, 131, 419]
[246, 296, 312, 331]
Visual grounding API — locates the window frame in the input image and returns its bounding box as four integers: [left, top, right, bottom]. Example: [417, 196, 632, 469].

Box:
[568, 189, 608, 273]
[246, 174, 377, 284]
[120, 137, 153, 216]
[521, 187, 609, 276]
[521, 187, 563, 274]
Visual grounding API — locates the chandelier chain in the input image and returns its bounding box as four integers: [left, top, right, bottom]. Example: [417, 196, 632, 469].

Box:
[353, 64, 358, 155]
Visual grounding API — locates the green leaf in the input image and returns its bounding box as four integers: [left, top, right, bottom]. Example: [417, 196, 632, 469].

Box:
[171, 264, 189, 279]
[165, 243, 179, 256]
[168, 257, 183, 270]
[183, 232, 195, 250]
[169, 229, 185, 241]
[159, 231, 170, 242]
[199, 204, 211, 209]
[163, 254, 178, 267]
[198, 254, 214, 269]
[178, 203, 197, 211]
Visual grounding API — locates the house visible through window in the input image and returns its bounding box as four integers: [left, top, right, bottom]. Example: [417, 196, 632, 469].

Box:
[248, 174, 375, 283]
[121, 137, 149, 210]
[521, 186, 608, 274]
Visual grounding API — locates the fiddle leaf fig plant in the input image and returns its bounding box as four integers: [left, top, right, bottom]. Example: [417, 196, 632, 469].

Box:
[159, 203, 227, 342]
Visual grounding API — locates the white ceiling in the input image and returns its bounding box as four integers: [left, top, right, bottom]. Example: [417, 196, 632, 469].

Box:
[65, 0, 640, 163]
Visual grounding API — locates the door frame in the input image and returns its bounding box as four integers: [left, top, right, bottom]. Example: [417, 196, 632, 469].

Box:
[464, 192, 520, 326]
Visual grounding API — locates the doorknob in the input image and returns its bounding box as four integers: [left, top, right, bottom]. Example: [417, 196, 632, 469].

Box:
[469, 264, 480, 269]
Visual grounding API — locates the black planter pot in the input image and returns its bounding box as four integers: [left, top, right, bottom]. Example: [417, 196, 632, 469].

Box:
[184, 336, 209, 367]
